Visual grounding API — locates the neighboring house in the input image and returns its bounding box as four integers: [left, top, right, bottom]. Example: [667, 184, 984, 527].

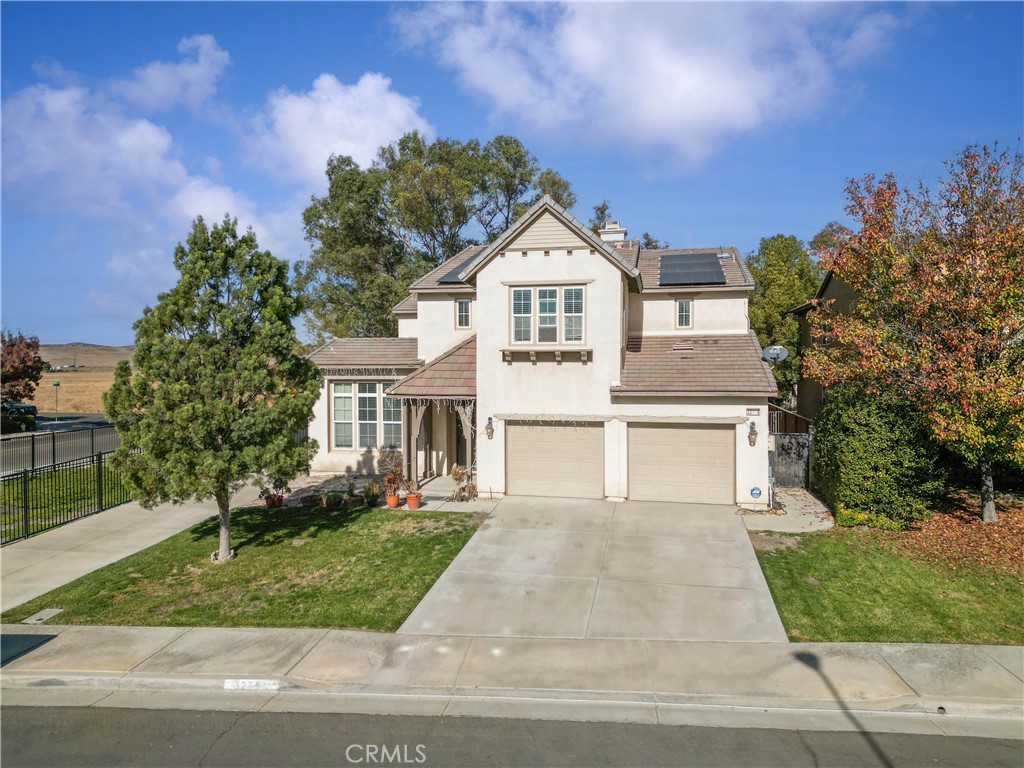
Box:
[789, 270, 855, 422]
[307, 197, 777, 508]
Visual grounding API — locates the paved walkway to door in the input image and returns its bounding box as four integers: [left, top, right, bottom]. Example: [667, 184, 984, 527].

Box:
[399, 496, 788, 642]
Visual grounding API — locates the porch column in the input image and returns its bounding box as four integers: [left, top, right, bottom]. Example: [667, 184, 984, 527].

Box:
[409, 403, 427, 481]
[454, 401, 475, 471]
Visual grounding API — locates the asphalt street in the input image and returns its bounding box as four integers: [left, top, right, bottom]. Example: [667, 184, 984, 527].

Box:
[2, 707, 1021, 768]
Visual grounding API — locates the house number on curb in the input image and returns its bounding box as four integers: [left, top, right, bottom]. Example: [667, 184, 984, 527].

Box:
[751, 488, 762, 499]
[224, 679, 280, 691]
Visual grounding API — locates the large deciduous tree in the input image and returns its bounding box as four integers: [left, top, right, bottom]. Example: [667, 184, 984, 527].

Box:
[1, 330, 45, 402]
[104, 215, 321, 562]
[745, 234, 821, 400]
[298, 132, 579, 342]
[804, 144, 1024, 521]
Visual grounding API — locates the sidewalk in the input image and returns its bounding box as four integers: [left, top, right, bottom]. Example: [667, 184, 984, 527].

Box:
[1, 486, 259, 612]
[1, 624, 1021, 738]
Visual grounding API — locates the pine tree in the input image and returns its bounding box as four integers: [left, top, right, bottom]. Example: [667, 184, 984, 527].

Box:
[104, 215, 321, 561]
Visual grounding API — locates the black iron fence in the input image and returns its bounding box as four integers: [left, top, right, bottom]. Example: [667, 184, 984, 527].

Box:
[0, 426, 121, 475]
[1, 451, 133, 545]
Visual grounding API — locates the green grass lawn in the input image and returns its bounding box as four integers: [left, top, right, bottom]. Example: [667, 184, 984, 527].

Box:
[1, 504, 482, 630]
[755, 528, 1024, 645]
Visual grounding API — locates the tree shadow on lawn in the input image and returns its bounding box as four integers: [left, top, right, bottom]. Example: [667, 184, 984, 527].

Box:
[188, 504, 378, 553]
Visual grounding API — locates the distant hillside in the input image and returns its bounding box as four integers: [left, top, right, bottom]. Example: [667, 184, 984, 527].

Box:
[40, 343, 134, 370]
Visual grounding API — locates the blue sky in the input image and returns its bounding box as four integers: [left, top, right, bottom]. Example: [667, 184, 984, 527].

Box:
[2, 2, 1021, 345]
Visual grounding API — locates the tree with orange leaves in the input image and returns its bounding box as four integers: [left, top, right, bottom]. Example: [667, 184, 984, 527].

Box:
[804, 144, 1023, 522]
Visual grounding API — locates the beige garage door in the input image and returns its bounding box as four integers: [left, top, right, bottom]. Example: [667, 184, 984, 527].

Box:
[628, 424, 735, 504]
[506, 423, 605, 499]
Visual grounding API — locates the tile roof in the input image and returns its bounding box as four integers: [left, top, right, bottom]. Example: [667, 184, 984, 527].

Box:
[307, 337, 421, 369]
[613, 333, 778, 396]
[392, 294, 417, 314]
[637, 247, 753, 291]
[388, 336, 476, 399]
[408, 245, 485, 291]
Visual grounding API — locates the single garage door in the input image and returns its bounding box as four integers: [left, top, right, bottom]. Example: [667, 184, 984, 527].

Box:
[506, 422, 605, 499]
[628, 424, 735, 504]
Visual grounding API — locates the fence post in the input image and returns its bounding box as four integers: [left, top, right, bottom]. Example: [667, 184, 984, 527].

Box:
[91, 428, 96, 457]
[96, 452, 104, 512]
[31, 432, 36, 470]
[22, 469, 30, 540]
[51, 432, 56, 467]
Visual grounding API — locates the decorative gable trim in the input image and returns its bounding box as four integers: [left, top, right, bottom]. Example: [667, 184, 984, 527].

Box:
[457, 195, 640, 283]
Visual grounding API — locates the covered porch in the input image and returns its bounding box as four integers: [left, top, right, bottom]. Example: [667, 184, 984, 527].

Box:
[388, 336, 477, 487]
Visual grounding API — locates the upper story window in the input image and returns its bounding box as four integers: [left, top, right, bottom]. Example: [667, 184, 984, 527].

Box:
[455, 298, 471, 329]
[676, 298, 693, 329]
[510, 286, 585, 345]
[512, 289, 532, 342]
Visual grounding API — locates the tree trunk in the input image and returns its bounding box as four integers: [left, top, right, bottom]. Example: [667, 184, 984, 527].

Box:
[980, 460, 998, 523]
[214, 488, 234, 562]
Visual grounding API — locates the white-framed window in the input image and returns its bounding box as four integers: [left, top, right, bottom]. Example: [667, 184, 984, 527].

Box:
[332, 382, 354, 449]
[564, 287, 584, 343]
[509, 285, 586, 345]
[331, 381, 404, 451]
[455, 298, 471, 329]
[357, 382, 378, 449]
[537, 288, 558, 343]
[512, 288, 532, 343]
[676, 299, 693, 329]
[382, 393, 402, 449]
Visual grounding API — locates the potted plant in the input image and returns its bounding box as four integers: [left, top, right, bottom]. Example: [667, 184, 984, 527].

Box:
[259, 483, 290, 508]
[363, 479, 382, 507]
[404, 476, 422, 510]
[382, 472, 402, 508]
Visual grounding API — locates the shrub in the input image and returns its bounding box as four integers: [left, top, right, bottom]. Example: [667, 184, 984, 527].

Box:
[813, 386, 944, 529]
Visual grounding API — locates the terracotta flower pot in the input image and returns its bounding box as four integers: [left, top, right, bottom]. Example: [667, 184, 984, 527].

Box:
[264, 495, 284, 508]
[406, 493, 422, 510]
[385, 494, 400, 509]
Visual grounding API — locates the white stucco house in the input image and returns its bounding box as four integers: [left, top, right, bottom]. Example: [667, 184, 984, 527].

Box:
[307, 197, 777, 508]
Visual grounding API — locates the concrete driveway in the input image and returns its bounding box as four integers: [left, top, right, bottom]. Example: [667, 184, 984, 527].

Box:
[399, 496, 788, 642]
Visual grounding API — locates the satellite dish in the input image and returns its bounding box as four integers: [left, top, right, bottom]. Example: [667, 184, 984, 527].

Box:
[763, 345, 789, 363]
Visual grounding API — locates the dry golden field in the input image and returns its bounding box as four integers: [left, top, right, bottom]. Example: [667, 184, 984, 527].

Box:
[26, 371, 116, 413]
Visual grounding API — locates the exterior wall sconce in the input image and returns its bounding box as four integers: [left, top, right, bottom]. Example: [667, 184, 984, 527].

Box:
[485, 417, 494, 440]
[748, 422, 758, 446]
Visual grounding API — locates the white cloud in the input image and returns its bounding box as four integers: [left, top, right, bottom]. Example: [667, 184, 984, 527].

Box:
[249, 72, 434, 185]
[110, 34, 230, 110]
[394, 3, 905, 163]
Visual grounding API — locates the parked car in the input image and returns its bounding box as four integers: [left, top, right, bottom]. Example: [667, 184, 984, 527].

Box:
[2, 402, 38, 418]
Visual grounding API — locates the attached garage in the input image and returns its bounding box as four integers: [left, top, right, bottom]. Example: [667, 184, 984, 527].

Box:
[628, 424, 735, 504]
[506, 422, 605, 499]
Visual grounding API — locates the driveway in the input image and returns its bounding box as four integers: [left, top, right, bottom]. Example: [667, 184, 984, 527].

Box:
[399, 496, 788, 642]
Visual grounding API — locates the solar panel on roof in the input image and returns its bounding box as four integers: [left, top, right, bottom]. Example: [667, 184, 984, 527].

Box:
[437, 261, 467, 284]
[658, 252, 727, 286]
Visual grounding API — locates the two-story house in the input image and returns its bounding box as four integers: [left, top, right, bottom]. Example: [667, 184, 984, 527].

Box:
[307, 197, 777, 509]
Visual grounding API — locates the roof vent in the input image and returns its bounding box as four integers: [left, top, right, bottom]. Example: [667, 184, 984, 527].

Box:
[672, 341, 694, 353]
[598, 220, 627, 243]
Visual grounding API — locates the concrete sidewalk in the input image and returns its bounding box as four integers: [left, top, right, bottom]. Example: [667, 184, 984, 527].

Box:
[1, 624, 1021, 739]
[2, 487, 259, 612]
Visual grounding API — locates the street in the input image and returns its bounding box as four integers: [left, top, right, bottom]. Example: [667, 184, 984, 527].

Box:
[2, 707, 1021, 768]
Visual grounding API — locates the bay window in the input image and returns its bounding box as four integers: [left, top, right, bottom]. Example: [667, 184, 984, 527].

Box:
[331, 381, 402, 452]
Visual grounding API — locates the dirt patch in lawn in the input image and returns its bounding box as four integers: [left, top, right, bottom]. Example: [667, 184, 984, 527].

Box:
[748, 532, 800, 552]
[883, 489, 1024, 574]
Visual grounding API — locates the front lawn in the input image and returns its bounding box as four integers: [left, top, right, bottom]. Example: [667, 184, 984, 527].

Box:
[756, 523, 1024, 645]
[1, 504, 481, 630]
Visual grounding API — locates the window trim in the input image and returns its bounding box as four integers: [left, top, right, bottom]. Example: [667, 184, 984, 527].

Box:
[675, 298, 693, 330]
[455, 298, 472, 329]
[508, 285, 586, 346]
[329, 380, 404, 453]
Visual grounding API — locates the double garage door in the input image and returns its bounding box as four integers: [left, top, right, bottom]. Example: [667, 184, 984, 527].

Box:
[505, 422, 736, 504]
